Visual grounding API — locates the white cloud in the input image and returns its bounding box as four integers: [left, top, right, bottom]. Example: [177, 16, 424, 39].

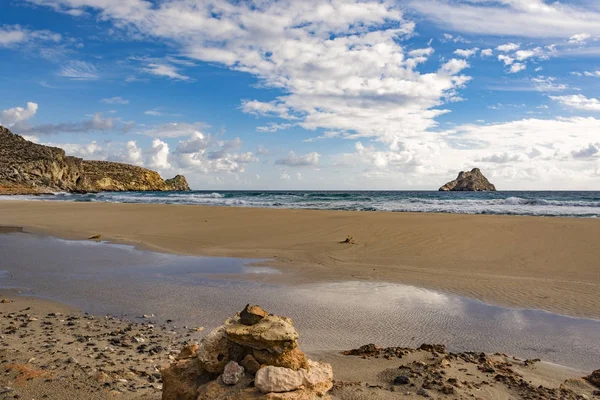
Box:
[148, 138, 171, 169]
[531, 76, 568, 92]
[101, 96, 129, 105]
[58, 60, 99, 80]
[275, 151, 321, 167]
[409, 1, 600, 38]
[550, 94, 600, 112]
[0, 25, 61, 47]
[572, 143, 599, 159]
[142, 63, 190, 81]
[454, 48, 478, 58]
[29, 0, 472, 149]
[480, 48, 493, 57]
[440, 59, 470, 75]
[497, 55, 514, 66]
[497, 43, 520, 53]
[508, 63, 526, 74]
[0, 102, 38, 127]
[569, 33, 592, 44]
[584, 71, 600, 77]
[140, 122, 208, 138]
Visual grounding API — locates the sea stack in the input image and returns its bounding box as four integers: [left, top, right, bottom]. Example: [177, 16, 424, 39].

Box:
[439, 168, 496, 191]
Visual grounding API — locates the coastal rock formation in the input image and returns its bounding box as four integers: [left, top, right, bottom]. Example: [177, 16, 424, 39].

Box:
[0, 125, 190, 194]
[439, 168, 496, 191]
[161, 304, 334, 400]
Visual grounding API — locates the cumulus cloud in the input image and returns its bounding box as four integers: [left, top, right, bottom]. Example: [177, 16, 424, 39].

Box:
[454, 48, 478, 58]
[550, 94, 600, 111]
[29, 0, 472, 149]
[0, 102, 38, 127]
[480, 48, 493, 57]
[508, 63, 526, 74]
[497, 43, 520, 52]
[572, 143, 599, 159]
[584, 71, 600, 77]
[275, 152, 320, 167]
[148, 138, 171, 169]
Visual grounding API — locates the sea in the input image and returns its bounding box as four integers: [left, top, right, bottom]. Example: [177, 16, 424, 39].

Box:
[4, 190, 600, 218]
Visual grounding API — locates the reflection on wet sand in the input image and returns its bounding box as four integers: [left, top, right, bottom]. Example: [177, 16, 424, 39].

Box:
[1, 232, 599, 371]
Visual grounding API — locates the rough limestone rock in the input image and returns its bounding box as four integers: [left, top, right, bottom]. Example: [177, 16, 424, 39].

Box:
[197, 321, 235, 374]
[162, 305, 333, 400]
[225, 315, 299, 354]
[301, 360, 334, 395]
[253, 348, 308, 371]
[176, 344, 200, 361]
[222, 361, 245, 385]
[161, 357, 207, 400]
[255, 366, 303, 394]
[439, 168, 496, 191]
[240, 354, 261, 374]
[0, 125, 190, 194]
[241, 304, 269, 326]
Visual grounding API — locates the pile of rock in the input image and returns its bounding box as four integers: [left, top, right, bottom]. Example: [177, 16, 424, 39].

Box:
[161, 305, 333, 400]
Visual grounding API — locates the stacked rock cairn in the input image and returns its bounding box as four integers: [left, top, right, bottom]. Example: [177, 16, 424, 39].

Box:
[161, 304, 334, 399]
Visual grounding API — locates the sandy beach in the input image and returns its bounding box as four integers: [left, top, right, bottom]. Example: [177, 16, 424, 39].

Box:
[0, 200, 599, 319]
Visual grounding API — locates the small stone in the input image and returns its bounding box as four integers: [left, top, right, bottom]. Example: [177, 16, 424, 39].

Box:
[239, 304, 268, 326]
[417, 387, 430, 397]
[240, 354, 261, 375]
[67, 357, 79, 364]
[393, 375, 410, 385]
[221, 361, 244, 385]
[0, 299, 12, 304]
[255, 366, 303, 393]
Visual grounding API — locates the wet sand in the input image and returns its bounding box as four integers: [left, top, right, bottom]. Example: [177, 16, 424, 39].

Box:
[0, 200, 599, 319]
[1, 232, 600, 372]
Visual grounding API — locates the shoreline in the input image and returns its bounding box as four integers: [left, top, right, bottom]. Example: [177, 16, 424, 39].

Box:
[0, 200, 599, 319]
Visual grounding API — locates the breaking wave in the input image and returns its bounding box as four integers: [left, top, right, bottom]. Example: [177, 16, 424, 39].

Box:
[4, 191, 600, 217]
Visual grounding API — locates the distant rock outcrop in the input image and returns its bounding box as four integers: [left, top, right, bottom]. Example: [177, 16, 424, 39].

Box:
[439, 168, 496, 191]
[0, 125, 190, 194]
[161, 304, 334, 400]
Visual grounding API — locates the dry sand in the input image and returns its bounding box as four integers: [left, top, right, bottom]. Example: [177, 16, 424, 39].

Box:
[0, 200, 599, 319]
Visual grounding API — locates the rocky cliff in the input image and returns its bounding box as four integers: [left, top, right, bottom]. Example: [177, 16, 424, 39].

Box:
[439, 168, 496, 191]
[0, 125, 190, 194]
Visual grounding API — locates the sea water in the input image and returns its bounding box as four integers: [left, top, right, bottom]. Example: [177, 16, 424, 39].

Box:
[3, 190, 600, 217]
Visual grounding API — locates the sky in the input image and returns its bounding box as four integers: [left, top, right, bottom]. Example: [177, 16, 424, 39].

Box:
[1, 0, 600, 190]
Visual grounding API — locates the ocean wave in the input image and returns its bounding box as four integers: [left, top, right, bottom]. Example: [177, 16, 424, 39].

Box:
[5, 190, 600, 218]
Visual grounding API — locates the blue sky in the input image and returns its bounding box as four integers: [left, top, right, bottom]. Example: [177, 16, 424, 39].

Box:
[1, 0, 600, 190]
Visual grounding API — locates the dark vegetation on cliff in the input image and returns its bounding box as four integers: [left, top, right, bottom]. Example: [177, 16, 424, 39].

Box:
[0, 125, 190, 194]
